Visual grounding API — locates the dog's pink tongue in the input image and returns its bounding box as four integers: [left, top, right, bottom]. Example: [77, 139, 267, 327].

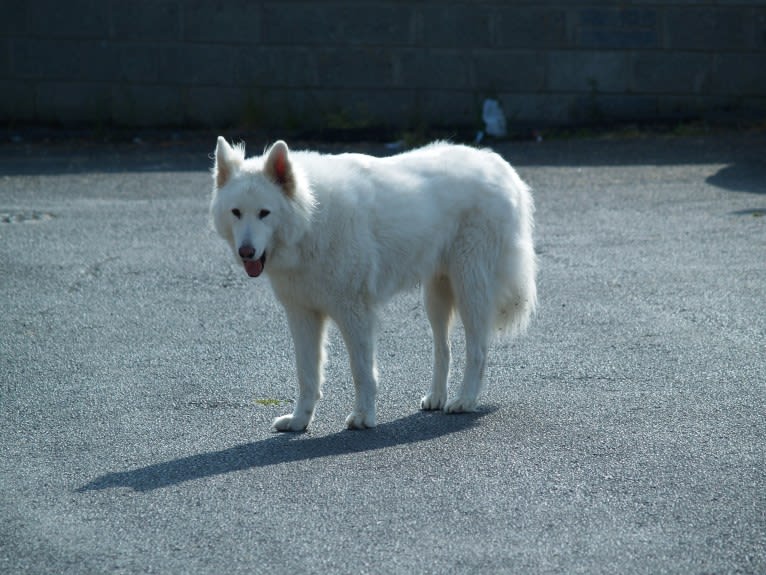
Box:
[244, 259, 264, 278]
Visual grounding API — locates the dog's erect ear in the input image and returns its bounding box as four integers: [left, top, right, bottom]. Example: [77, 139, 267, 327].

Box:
[214, 136, 244, 189]
[264, 140, 295, 197]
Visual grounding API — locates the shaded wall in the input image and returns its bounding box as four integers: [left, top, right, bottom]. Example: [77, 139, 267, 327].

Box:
[2, 1, 765, 131]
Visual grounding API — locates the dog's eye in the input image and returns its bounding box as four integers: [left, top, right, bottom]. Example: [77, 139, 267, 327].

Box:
[259, 209, 271, 219]
[231, 209, 241, 219]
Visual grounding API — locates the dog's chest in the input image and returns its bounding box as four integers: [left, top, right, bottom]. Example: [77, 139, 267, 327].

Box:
[268, 267, 344, 312]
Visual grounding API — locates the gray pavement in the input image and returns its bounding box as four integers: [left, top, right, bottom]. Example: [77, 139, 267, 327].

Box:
[1, 133, 764, 574]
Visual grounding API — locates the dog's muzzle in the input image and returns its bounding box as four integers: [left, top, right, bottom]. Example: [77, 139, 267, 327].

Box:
[239, 245, 266, 278]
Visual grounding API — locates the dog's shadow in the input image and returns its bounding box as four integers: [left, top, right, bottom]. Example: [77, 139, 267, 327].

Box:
[77, 409, 493, 493]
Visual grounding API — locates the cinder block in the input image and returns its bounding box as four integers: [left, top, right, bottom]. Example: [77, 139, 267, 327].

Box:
[187, 85, 246, 128]
[595, 94, 662, 122]
[416, 90, 478, 127]
[751, 8, 766, 50]
[246, 88, 416, 131]
[631, 52, 711, 94]
[579, 28, 657, 50]
[118, 44, 162, 84]
[503, 93, 662, 127]
[547, 51, 629, 93]
[712, 53, 766, 95]
[111, 0, 181, 41]
[237, 47, 317, 88]
[576, 7, 659, 49]
[35, 81, 112, 125]
[338, 4, 413, 46]
[315, 48, 395, 88]
[330, 88, 416, 128]
[739, 96, 766, 119]
[26, 0, 109, 39]
[0, 79, 37, 122]
[12, 38, 76, 79]
[499, 93, 573, 126]
[419, 4, 491, 48]
[676, 95, 763, 124]
[398, 50, 472, 90]
[494, 7, 567, 48]
[183, 1, 261, 44]
[473, 51, 545, 92]
[111, 84, 185, 127]
[12, 38, 120, 82]
[157, 43, 239, 86]
[666, 7, 749, 51]
[579, 7, 656, 29]
[262, 4, 342, 45]
[0, 2, 26, 36]
[246, 88, 327, 130]
[239, 88, 312, 130]
[0, 38, 10, 78]
[262, 3, 412, 46]
[653, 95, 707, 121]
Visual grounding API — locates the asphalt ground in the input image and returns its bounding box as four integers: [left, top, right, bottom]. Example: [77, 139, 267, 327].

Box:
[1, 132, 764, 574]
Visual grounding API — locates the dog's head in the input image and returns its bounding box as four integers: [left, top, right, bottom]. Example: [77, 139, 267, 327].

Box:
[210, 137, 313, 278]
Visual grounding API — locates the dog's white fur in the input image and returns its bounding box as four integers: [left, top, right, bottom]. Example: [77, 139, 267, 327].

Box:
[210, 138, 536, 431]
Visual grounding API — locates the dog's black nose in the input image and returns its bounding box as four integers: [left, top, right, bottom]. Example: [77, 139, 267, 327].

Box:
[238, 245, 255, 259]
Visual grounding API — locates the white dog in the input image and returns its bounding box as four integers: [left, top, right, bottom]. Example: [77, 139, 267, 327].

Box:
[210, 138, 536, 431]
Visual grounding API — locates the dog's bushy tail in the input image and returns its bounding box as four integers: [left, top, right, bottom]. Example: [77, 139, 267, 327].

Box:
[494, 241, 537, 335]
[493, 172, 537, 336]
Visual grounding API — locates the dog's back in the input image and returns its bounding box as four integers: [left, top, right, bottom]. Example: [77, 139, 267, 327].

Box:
[283, 143, 536, 332]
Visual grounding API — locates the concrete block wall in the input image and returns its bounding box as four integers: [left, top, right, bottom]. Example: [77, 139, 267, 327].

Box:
[1, 1, 765, 132]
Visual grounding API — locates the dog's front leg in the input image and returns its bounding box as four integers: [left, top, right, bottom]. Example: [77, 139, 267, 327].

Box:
[272, 307, 327, 432]
[336, 307, 378, 429]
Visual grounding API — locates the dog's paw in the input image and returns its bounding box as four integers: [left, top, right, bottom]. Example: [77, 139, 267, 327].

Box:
[444, 397, 477, 414]
[345, 410, 376, 430]
[272, 413, 310, 432]
[420, 392, 447, 411]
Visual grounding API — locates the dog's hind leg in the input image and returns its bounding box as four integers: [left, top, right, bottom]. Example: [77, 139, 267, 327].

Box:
[273, 307, 327, 432]
[421, 275, 454, 411]
[446, 265, 493, 413]
[336, 307, 378, 429]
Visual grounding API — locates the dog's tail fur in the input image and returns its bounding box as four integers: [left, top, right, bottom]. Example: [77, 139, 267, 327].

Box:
[493, 170, 537, 336]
